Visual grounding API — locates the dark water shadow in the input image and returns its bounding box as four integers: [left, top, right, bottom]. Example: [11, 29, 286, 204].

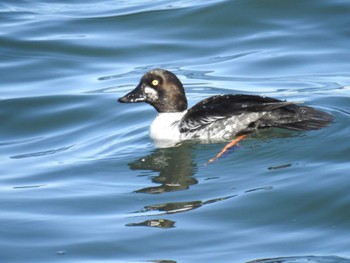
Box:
[128, 142, 198, 194]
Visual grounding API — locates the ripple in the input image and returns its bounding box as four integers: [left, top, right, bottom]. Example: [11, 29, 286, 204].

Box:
[10, 145, 74, 159]
[13, 184, 46, 189]
[1, 0, 225, 19]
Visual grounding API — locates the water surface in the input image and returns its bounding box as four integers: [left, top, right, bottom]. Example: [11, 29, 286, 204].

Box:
[1, 0, 350, 262]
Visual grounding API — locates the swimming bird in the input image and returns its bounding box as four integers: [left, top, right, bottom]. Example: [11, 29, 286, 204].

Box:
[118, 69, 333, 150]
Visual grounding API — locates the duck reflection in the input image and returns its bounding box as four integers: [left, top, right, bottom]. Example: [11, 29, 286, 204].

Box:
[125, 139, 280, 229]
[141, 195, 235, 215]
[128, 142, 198, 194]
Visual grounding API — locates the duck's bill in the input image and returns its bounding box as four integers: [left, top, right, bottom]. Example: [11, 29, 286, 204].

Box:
[118, 85, 146, 103]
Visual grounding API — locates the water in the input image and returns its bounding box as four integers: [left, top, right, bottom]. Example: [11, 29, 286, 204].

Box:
[1, 0, 350, 262]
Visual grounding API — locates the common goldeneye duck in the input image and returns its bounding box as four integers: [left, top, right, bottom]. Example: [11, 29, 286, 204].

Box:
[118, 69, 333, 147]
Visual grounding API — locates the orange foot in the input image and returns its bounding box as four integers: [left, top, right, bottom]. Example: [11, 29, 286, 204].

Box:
[208, 134, 247, 163]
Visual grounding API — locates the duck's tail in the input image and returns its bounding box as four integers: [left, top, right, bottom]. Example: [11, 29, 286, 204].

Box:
[278, 106, 334, 131]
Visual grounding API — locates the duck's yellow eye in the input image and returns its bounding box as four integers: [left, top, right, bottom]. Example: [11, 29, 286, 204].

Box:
[152, 79, 159, 86]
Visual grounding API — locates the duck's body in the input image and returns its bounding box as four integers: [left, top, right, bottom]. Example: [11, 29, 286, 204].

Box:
[118, 69, 333, 146]
[149, 109, 266, 143]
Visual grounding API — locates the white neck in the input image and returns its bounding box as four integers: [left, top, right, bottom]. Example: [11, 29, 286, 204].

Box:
[149, 111, 186, 145]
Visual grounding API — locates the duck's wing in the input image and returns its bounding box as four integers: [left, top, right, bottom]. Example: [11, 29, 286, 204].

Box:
[179, 94, 295, 132]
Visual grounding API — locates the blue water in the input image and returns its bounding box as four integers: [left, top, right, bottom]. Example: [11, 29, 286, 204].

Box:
[1, 1, 350, 262]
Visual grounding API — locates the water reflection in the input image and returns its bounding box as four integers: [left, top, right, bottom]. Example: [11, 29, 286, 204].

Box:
[128, 143, 198, 194]
[126, 219, 176, 229]
[126, 143, 237, 228]
[128, 129, 300, 195]
[125, 131, 292, 228]
[126, 196, 235, 228]
[140, 195, 235, 215]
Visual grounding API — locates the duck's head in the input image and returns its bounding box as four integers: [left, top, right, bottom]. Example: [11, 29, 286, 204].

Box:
[118, 69, 188, 113]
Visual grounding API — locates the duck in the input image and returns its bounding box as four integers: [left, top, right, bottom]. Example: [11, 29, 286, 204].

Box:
[118, 69, 333, 148]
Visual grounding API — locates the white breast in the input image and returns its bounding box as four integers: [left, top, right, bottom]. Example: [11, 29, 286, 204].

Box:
[149, 112, 186, 147]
